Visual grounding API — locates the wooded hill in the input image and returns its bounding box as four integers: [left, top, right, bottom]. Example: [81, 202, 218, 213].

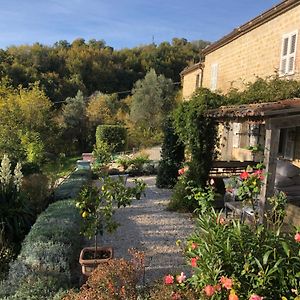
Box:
[0, 38, 209, 103]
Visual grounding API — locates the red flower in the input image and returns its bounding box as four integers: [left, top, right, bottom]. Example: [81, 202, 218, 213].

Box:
[164, 274, 174, 285]
[214, 284, 222, 291]
[217, 216, 225, 225]
[191, 242, 198, 250]
[220, 276, 233, 290]
[249, 295, 263, 300]
[204, 285, 215, 297]
[191, 257, 199, 267]
[240, 171, 250, 180]
[294, 232, 300, 243]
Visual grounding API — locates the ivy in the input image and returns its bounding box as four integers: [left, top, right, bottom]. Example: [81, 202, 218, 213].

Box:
[173, 88, 225, 187]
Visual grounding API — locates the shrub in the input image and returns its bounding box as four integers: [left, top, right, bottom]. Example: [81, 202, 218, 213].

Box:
[22, 173, 51, 215]
[92, 140, 112, 168]
[0, 200, 82, 299]
[186, 209, 300, 299]
[62, 250, 144, 300]
[0, 155, 34, 245]
[54, 168, 91, 200]
[95, 125, 127, 153]
[156, 117, 184, 188]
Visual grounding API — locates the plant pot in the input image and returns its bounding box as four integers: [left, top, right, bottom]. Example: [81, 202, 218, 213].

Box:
[79, 246, 114, 277]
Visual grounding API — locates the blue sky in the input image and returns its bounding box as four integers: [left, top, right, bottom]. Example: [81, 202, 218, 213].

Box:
[0, 0, 280, 50]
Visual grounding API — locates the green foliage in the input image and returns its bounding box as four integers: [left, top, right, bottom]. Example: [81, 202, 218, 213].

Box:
[0, 200, 81, 300]
[226, 75, 300, 105]
[186, 209, 300, 299]
[92, 140, 112, 169]
[0, 38, 209, 103]
[0, 155, 33, 245]
[76, 176, 146, 240]
[156, 117, 184, 188]
[173, 88, 224, 187]
[54, 168, 91, 200]
[130, 69, 175, 134]
[95, 125, 127, 153]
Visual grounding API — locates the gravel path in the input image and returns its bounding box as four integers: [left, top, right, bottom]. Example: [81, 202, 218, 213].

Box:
[91, 176, 195, 283]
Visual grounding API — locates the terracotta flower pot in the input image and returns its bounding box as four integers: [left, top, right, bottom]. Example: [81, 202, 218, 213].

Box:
[79, 246, 114, 277]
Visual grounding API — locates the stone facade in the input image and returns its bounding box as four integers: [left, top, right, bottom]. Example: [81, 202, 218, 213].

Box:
[182, 2, 300, 98]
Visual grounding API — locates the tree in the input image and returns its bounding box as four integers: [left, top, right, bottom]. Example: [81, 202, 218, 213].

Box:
[130, 69, 175, 132]
[60, 90, 87, 153]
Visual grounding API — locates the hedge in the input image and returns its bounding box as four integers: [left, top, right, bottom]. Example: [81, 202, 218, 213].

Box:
[54, 168, 91, 200]
[0, 200, 82, 300]
[95, 125, 127, 153]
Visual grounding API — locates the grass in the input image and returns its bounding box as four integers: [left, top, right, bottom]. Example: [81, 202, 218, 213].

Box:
[42, 156, 81, 181]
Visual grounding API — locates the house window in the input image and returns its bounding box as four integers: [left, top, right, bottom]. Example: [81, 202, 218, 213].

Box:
[210, 63, 218, 91]
[280, 31, 298, 76]
[278, 128, 296, 160]
[232, 122, 241, 148]
[249, 124, 260, 147]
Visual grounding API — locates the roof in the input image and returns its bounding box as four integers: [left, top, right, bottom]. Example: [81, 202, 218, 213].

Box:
[202, 0, 300, 55]
[206, 98, 300, 119]
[180, 62, 203, 76]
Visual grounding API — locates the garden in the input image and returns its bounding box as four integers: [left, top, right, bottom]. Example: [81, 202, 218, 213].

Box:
[0, 75, 300, 300]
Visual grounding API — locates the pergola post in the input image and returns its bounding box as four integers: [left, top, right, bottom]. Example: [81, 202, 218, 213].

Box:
[259, 121, 280, 223]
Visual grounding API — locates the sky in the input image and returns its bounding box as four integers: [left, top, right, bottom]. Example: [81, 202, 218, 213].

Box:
[0, 0, 280, 50]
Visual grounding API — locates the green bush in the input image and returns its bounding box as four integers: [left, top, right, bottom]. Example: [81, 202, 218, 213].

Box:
[156, 117, 184, 188]
[95, 125, 127, 153]
[0, 200, 81, 300]
[186, 209, 300, 299]
[54, 168, 91, 200]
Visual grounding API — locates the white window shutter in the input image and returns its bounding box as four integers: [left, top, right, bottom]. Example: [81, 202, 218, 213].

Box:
[210, 63, 218, 91]
[280, 31, 298, 75]
[232, 122, 241, 148]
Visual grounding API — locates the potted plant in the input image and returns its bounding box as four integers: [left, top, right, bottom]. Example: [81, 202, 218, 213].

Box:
[76, 176, 146, 277]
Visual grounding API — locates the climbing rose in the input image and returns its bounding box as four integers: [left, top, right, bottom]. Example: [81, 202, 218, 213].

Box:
[178, 168, 185, 175]
[176, 272, 186, 284]
[191, 242, 198, 250]
[191, 257, 198, 267]
[249, 295, 263, 300]
[240, 171, 250, 180]
[220, 276, 233, 290]
[204, 285, 215, 297]
[294, 232, 300, 243]
[164, 274, 174, 285]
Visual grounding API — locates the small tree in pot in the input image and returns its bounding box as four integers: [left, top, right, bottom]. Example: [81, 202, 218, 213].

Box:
[76, 176, 146, 276]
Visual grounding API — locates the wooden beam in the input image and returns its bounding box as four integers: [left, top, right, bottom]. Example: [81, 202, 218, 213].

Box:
[259, 123, 280, 223]
[268, 115, 300, 129]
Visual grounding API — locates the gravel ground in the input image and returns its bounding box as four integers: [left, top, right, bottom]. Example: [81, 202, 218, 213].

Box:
[89, 175, 195, 283]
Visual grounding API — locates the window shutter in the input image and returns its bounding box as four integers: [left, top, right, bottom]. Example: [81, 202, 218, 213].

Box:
[232, 122, 241, 148]
[249, 124, 259, 147]
[280, 31, 298, 75]
[210, 63, 218, 91]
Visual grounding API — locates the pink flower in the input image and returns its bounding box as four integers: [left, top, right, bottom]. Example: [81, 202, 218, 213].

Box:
[204, 285, 215, 297]
[254, 170, 264, 180]
[171, 292, 181, 300]
[164, 274, 174, 285]
[191, 257, 199, 267]
[176, 272, 186, 284]
[249, 295, 263, 300]
[220, 276, 233, 290]
[240, 171, 250, 180]
[191, 242, 198, 250]
[217, 216, 226, 225]
[214, 284, 222, 291]
[294, 232, 300, 243]
[178, 168, 185, 175]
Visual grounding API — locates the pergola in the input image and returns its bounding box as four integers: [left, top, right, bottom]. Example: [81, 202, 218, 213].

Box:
[207, 98, 300, 221]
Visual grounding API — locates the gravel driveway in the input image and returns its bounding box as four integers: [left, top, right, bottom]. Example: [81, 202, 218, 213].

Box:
[92, 175, 195, 283]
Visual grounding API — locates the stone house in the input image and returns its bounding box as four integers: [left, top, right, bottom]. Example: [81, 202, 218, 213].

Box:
[180, 0, 300, 222]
